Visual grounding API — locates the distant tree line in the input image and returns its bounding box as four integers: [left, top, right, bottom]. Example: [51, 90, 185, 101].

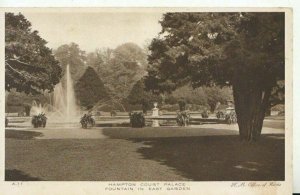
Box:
[127, 79, 233, 113]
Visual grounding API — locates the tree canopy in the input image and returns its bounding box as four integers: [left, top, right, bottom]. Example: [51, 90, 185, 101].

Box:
[5, 12, 62, 94]
[54, 43, 87, 83]
[87, 43, 148, 100]
[75, 66, 109, 109]
[145, 12, 284, 141]
[146, 13, 284, 90]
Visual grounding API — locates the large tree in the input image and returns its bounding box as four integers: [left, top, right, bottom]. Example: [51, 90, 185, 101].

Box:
[75, 66, 109, 109]
[145, 13, 284, 141]
[54, 43, 87, 83]
[5, 13, 62, 94]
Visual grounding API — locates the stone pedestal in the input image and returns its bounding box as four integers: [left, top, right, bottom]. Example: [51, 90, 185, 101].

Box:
[152, 119, 159, 127]
[152, 103, 160, 127]
[152, 108, 159, 117]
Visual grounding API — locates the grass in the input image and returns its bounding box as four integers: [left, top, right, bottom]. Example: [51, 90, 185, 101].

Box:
[6, 138, 187, 181]
[5, 129, 284, 181]
[263, 120, 285, 129]
[130, 135, 284, 181]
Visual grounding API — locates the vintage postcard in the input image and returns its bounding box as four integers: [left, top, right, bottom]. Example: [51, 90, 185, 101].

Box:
[0, 7, 293, 195]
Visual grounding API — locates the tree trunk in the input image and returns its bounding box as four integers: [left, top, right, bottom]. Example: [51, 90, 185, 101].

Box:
[233, 81, 271, 142]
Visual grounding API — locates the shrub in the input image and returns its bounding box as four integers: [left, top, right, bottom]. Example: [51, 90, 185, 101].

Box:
[216, 111, 225, 119]
[178, 99, 187, 111]
[176, 111, 190, 126]
[129, 112, 145, 128]
[225, 111, 237, 124]
[201, 110, 209, 118]
[80, 114, 95, 129]
[31, 113, 47, 128]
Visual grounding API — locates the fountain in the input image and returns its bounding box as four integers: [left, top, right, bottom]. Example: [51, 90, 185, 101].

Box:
[30, 64, 80, 126]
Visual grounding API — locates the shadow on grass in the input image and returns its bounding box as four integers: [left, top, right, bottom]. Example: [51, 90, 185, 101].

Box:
[5, 130, 43, 140]
[102, 127, 238, 139]
[5, 169, 41, 181]
[128, 134, 285, 181]
[102, 127, 284, 181]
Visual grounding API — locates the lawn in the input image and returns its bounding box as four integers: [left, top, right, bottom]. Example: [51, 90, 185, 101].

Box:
[5, 127, 284, 181]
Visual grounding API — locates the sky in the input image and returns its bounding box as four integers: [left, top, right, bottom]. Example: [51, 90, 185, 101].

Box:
[22, 12, 163, 52]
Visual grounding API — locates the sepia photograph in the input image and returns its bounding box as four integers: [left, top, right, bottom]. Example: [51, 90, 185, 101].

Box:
[3, 8, 290, 188]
